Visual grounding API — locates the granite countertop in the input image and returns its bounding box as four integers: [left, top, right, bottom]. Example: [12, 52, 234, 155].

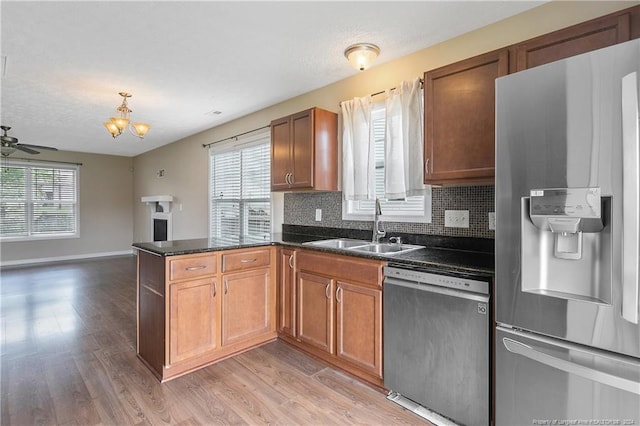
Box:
[132, 226, 495, 277]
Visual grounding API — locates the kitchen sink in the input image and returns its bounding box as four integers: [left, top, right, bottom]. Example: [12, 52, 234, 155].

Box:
[348, 242, 424, 256]
[303, 239, 424, 257]
[303, 238, 370, 249]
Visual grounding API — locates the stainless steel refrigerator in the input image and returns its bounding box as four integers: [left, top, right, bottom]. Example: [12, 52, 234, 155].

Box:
[495, 39, 640, 425]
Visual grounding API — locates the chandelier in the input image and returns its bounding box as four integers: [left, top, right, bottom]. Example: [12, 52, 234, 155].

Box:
[103, 92, 151, 139]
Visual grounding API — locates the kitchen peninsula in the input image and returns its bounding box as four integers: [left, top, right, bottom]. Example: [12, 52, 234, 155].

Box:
[133, 229, 494, 383]
[134, 239, 276, 382]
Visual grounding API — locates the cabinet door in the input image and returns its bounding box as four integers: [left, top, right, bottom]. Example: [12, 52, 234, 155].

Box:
[278, 248, 296, 338]
[512, 12, 630, 72]
[297, 271, 334, 354]
[169, 278, 218, 364]
[424, 48, 508, 184]
[335, 281, 382, 378]
[290, 109, 313, 189]
[270, 116, 292, 191]
[221, 268, 271, 346]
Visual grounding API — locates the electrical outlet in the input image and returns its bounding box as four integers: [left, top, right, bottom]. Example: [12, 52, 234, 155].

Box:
[315, 209, 322, 222]
[488, 212, 496, 230]
[444, 210, 469, 228]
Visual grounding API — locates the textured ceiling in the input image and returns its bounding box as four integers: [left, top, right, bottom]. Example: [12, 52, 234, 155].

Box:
[1, 1, 543, 157]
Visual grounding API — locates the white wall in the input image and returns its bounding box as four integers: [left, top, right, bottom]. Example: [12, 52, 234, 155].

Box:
[1, 150, 134, 265]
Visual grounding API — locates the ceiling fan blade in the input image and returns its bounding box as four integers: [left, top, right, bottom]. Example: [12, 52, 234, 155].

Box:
[18, 143, 58, 151]
[15, 145, 40, 155]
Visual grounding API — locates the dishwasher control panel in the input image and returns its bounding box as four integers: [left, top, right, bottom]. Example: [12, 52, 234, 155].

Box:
[384, 265, 490, 295]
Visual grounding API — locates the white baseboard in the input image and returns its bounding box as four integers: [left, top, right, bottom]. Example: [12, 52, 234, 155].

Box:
[0, 249, 135, 268]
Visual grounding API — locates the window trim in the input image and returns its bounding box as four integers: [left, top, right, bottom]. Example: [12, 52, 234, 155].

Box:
[0, 159, 80, 242]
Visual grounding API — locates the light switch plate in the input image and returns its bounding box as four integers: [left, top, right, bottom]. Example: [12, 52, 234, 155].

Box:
[444, 210, 469, 228]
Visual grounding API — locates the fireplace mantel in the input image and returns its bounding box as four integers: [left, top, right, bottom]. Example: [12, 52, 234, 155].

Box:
[141, 195, 174, 213]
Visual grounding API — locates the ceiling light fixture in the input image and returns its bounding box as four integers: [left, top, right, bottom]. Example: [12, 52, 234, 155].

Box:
[344, 43, 380, 71]
[103, 92, 151, 139]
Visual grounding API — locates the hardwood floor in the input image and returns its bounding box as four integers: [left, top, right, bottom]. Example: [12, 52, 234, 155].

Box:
[1, 255, 428, 425]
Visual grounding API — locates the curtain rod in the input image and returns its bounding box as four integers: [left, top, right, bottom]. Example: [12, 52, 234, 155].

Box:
[339, 78, 424, 105]
[5, 157, 83, 166]
[202, 124, 271, 149]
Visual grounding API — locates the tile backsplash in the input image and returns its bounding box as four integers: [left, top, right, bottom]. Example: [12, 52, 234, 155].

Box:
[283, 186, 495, 239]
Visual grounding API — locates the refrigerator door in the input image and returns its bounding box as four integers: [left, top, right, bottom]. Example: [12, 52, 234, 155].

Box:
[495, 39, 640, 358]
[496, 326, 640, 425]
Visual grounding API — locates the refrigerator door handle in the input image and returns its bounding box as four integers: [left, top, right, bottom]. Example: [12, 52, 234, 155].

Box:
[622, 71, 640, 325]
[502, 337, 640, 395]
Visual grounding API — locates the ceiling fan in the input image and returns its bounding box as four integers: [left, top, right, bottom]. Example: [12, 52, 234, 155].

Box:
[1, 125, 58, 157]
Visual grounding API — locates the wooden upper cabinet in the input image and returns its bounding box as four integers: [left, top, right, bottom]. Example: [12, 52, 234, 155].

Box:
[270, 107, 338, 191]
[424, 48, 509, 184]
[512, 9, 633, 72]
[270, 117, 291, 191]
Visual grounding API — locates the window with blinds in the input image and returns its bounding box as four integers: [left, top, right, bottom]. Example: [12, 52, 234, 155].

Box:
[343, 105, 431, 222]
[209, 131, 271, 244]
[0, 160, 79, 240]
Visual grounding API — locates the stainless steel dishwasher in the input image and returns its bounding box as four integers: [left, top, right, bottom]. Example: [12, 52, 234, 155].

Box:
[383, 264, 491, 426]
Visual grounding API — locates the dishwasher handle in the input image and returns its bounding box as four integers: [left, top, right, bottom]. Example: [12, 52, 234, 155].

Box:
[384, 276, 489, 303]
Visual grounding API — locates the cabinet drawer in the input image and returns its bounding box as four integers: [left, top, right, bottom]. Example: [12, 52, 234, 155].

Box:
[222, 248, 271, 273]
[169, 254, 217, 281]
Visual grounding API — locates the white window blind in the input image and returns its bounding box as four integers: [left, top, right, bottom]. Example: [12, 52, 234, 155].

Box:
[344, 105, 431, 222]
[209, 131, 271, 244]
[0, 160, 79, 240]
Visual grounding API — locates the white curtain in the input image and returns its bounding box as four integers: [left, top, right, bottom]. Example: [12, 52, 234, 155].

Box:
[341, 96, 375, 200]
[384, 78, 426, 199]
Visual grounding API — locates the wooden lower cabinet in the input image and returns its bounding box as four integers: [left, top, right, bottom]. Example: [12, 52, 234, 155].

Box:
[136, 247, 277, 382]
[221, 267, 273, 346]
[279, 249, 384, 387]
[335, 280, 382, 377]
[277, 248, 296, 338]
[297, 271, 335, 354]
[169, 277, 218, 364]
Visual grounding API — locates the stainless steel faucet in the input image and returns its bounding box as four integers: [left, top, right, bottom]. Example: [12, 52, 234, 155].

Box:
[373, 198, 386, 243]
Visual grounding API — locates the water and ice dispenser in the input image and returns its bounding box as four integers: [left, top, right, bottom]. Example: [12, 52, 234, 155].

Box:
[521, 188, 612, 304]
